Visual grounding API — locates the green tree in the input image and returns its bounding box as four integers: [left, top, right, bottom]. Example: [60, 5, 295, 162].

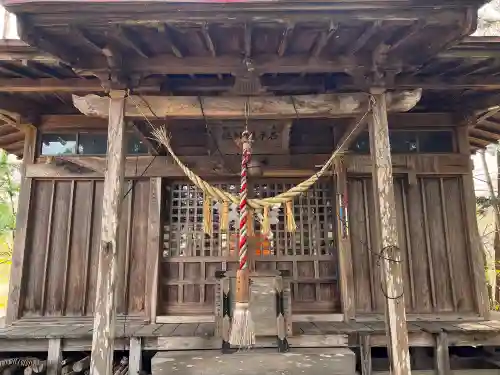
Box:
[0, 150, 20, 265]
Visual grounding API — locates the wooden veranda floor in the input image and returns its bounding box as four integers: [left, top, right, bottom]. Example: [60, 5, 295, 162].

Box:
[1, 319, 500, 352]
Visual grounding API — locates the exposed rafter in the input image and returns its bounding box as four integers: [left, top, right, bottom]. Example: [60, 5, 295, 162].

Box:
[388, 20, 426, 53]
[161, 24, 183, 58]
[114, 26, 151, 59]
[201, 22, 216, 57]
[346, 21, 381, 56]
[277, 23, 294, 57]
[310, 21, 337, 59]
[244, 23, 252, 58]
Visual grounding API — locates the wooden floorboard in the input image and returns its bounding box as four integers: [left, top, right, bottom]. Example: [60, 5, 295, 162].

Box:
[0, 319, 499, 342]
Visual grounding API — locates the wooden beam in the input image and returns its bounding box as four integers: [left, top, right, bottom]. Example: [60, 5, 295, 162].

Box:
[5, 125, 36, 324]
[86, 55, 374, 75]
[368, 90, 411, 375]
[90, 90, 127, 375]
[469, 128, 499, 142]
[0, 78, 104, 93]
[73, 92, 420, 119]
[26, 154, 472, 179]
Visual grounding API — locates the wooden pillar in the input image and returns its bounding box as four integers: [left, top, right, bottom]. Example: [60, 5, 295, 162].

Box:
[6, 124, 37, 325]
[434, 332, 451, 375]
[90, 90, 127, 375]
[456, 124, 490, 318]
[368, 90, 411, 375]
[145, 177, 162, 322]
[335, 159, 355, 320]
[47, 338, 62, 375]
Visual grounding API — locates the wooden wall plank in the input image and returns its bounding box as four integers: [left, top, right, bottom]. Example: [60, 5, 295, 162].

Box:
[6, 126, 36, 324]
[23, 180, 53, 315]
[405, 180, 432, 313]
[394, 180, 413, 311]
[146, 177, 162, 322]
[423, 179, 454, 312]
[335, 163, 355, 320]
[348, 178, 372, 313]
[128, 180, 150, 314]
[85, 181, 104, 315]
[117, 181, 132, 315]
[45, 181, 72, 315]
[66, 181, 94, 315]
[364, 179, 384, 313]
[40, 181, 55, 315]
[443, 177, 475, 313]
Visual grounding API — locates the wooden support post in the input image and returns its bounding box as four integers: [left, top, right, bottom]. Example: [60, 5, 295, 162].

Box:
[368, 90, 411, 375]
[6, 125, 36, 325]
[47, 338, 62, 375]
[456, 124, 490, 318]
[434, 332, 451, 375]
[128, 338, 142, 375]
[90, 90, 127, 375]
[335, 159, 355, 320]
[360, 335, 372, 375]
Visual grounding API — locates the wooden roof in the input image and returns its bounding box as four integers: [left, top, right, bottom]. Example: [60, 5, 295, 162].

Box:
[0, 0, 499, 157]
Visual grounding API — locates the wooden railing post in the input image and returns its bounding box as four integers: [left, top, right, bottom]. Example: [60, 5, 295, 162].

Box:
[368, 89, 411, 375]
[90, 90, 127, 375]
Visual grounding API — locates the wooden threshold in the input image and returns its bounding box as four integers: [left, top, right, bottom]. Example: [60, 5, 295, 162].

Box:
[155, 314, 345, 324]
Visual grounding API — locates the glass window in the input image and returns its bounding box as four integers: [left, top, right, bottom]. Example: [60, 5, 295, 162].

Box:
[350, 132, 370, 153]
[41, 134, 77, 156]
[128, 135, 149, 154]
[418, 131, 454, 153]
[390, 131, 417, 153]
[78, 133, 107, 155]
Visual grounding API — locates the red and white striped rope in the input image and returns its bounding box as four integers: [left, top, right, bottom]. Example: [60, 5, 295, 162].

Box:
[238, 133, 251, 270]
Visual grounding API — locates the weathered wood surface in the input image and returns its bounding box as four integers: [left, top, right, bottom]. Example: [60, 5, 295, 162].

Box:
[335, 160, 355, 320]
[6, 125, 36, 324]
[456, 125, 490, 318]
[368, 91, 411, 375]
[37, 113, 457, 131]
[90, 90, 127, 375]
[26, 154, 472, 179]
[18, 179, 151, 318]
[348, 176, 475, 315]
[72, 91, 421, 119]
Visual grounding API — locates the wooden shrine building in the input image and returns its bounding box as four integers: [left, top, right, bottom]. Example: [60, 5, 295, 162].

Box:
[2, 0, 500, 374]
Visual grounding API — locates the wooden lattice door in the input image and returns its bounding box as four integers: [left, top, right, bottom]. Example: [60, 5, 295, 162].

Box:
[159, 180, 340, 316]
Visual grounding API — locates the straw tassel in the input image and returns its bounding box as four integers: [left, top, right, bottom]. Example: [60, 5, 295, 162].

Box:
[203, 194, 213, 236]
[229, 130, 255, 349]
[285, 201, 296, 233]
[220, 201, 229, 232]
[262, 206, 270, 237]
